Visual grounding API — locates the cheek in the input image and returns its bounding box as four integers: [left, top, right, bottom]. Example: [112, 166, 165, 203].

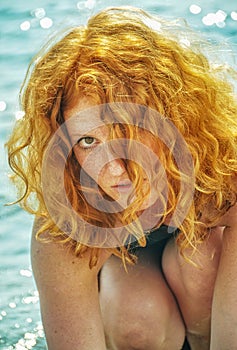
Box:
[73, 148, 84, 166]
[73, 148, 104, 185]
[74, 148, 95, 180]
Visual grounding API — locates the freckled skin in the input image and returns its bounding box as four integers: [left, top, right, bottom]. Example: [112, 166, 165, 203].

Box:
[64, 101, 160, 211]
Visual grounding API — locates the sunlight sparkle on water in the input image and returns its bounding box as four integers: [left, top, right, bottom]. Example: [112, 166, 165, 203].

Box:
[189, 4, 202, 15]
[20, 269, 32, 277]
[85, 0, 96, 9]
[77, 0, 96, 10]
[231, 11, 237, 21]
[40, 17, 53, 29]
[0, 101, 7, 111]
[15, 333, 37, 349]
[20, 21, 31, 31]
[202, 10, 227, 27]
[15, 111, 25, 120]
[22, 295, 39, 305]
[9, 302, 17, 309]
[31, 8, 46, 19]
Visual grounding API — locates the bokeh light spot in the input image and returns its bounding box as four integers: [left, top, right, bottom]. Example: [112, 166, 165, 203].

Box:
[85, 0, 96, 10]
[15, 111, 25, 120]
[32, 7, 46, 19]
[231, 11, 237, 21]
[40, 17, 53, 29]
[20, 21, 31, 31]
[0, 101, 7, 111]
[189, 4, 202, 15]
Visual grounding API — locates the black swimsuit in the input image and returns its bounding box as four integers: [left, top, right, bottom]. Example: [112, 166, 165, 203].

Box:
[127, 224, 179, 253]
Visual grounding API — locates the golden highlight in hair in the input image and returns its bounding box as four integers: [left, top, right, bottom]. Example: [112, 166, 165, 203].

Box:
[6, 6, 237, 267]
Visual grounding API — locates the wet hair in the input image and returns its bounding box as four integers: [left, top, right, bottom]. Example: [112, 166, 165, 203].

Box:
[6, 6, 237, 267]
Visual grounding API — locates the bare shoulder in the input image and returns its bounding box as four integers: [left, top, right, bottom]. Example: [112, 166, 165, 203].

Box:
[31, 216, 111, 285]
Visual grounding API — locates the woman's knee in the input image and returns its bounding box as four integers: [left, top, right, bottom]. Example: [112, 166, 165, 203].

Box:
[99, 260, 185, 349]
[106, 300, 185, 350]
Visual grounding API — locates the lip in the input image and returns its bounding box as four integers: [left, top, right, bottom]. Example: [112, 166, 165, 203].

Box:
[111, 180, 133, 193]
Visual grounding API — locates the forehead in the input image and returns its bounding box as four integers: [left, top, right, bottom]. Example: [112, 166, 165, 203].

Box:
[63, 98, 158, 141]
[64, 98, 107, 135]
[64, 96, 146, 120]
[64, 97, 97, 120]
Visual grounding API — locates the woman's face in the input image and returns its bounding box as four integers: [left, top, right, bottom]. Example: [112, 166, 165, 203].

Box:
[64, 99, 159, 210]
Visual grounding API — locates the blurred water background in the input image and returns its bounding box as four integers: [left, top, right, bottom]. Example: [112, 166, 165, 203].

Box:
[0, 0, 237, 349]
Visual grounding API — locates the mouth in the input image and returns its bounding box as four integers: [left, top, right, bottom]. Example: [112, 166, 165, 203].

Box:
[111, 180, 133, 193]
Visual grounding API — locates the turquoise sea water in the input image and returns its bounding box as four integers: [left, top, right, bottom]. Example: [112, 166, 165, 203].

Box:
[0, 0, 236, 349]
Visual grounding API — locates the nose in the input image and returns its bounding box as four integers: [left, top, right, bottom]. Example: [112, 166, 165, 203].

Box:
[103, 158, 126, 177]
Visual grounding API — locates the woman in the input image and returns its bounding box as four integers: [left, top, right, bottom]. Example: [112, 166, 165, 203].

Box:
[6, 6, 237, 350]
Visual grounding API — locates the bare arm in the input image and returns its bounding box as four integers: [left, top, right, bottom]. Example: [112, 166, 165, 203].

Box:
[211, 204, 237, 350]
[31, 218, 111, 350]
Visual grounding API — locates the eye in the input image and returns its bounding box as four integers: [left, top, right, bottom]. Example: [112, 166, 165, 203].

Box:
[77, 136, 98, 149]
